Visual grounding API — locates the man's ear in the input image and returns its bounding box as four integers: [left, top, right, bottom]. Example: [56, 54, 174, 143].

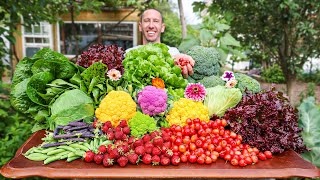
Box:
[139, 22, 142, 32]
[161, 23, 165, 33]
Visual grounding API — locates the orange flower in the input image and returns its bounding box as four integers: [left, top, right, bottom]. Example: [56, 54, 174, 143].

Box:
[152, 78, 165, 89]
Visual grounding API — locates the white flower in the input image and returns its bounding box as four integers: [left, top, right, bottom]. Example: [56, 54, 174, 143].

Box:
[107, 69, 122, 81]
[225, 79, 238, 88]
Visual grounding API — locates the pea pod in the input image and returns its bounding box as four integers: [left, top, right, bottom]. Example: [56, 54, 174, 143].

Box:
[69, 143, 89, 152]
[24, 147, 36, 156]
[57, 145, 76, 152]
[25, 153, 48, 161]
[44, 156, 61, 165]
[74, 150, 85, 157]
[83, 142, 91, 150]
[41, 147, 57, 154]
[47, 149, 65, 156]
[67, 156, 81, 162]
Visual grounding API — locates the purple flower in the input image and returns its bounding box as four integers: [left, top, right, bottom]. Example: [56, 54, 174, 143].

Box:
[221, 71, 235, 81]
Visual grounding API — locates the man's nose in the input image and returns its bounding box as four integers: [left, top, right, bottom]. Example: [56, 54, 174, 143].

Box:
[148, 21, 155, 28]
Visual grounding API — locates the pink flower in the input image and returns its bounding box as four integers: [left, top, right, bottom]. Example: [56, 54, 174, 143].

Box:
[107, 69, 122, 81]
[184, 83, 206, 102]
[221, 71, 235, 81]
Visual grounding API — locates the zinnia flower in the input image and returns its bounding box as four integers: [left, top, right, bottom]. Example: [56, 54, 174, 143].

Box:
[221, 71, 235, 81]
[152, 77, 165, 89]
[107, 69, 122, 81]
[225, 79, 238, 88]
[184, 83, 206, 102]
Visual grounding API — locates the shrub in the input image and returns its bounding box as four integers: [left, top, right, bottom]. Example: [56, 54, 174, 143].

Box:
[261, 64, 285, 83]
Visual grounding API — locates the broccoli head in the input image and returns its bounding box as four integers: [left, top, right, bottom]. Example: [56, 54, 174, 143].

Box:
[186, 46, 221, 80]
[235, 73, 261, 93]
[200, 75, 225, 88]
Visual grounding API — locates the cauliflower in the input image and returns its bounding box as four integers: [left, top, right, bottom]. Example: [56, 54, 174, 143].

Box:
[166, 98, 209, 126]
[186, 46, 222, 80]
[137, 86, 167, 116]
[128, 112, 157, 137]
[234, 73, 261, 94]
[95, 91, 136, 126]
[199, 75, 225, 88]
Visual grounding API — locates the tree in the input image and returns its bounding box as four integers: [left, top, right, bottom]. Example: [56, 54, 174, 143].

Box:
[194, 0, 320, 99]
[177, 0, 187, 39]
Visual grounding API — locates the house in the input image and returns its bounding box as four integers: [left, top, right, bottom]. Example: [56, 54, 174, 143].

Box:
[13, 9, 142, 60]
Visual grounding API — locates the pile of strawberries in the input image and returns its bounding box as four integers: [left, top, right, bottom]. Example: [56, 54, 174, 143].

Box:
[84, 119, 272, 167]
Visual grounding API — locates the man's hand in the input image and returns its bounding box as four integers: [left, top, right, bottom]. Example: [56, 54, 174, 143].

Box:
[173, 54, 195, 79]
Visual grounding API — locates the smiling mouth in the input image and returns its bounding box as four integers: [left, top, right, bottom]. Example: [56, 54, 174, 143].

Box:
[147, 31, 156, 36]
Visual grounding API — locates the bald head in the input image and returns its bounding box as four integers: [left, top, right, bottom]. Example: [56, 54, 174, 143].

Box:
[140, 8, 164, 23]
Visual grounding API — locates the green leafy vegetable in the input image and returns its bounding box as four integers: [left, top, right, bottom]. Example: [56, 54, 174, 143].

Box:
[32, 48, 69, 62]
[298, 97, 320, 167]
[10, 78, 34, 113]
[235, 73, 261, 94]
[26, 71, 55, 106]
[11, 57, 38, 86]
[204, 85, 242, 117]
[49, 89, 94, 130]
[31, 59, 77, 79]
[123, 43, 187, 92]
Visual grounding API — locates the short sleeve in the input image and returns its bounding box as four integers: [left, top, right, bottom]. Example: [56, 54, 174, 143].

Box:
[167, 46, 180, 57]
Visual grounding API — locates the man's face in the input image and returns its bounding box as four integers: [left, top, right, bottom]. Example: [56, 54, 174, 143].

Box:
[139, 9, 165, 44]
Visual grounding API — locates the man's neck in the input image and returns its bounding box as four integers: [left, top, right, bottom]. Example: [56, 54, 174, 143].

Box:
[142, 39, 161, 45]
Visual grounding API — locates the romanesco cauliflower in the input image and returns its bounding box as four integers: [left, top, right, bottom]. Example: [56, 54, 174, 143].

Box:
[137, 86, 167, 116]
[186, 46, 222, 80]
[166, 98, 209, 126]
[95, 91, 136, 126]
[128, 112, 157, 137]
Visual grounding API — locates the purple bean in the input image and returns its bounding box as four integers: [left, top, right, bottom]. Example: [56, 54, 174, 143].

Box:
[68, 121, 88, 127]
[63, 126, 72, 131]
[53, 133, 78, 139]
[42, 142, 67, 148]
[81, 133, 95, 138]
[68, 125, 88, 131]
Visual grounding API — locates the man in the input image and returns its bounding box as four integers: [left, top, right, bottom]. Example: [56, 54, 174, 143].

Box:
[126, 8, 193, 78]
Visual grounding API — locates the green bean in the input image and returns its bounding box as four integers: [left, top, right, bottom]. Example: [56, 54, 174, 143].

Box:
[47, 149, 65, 156]
[24, 147, 36, 156]
[57, 145, 76, 152]
[54, 150, 70, 158]
[66, 156, 81, 162]
[41, 147, 57, 154]
[44, 156, 61, 165]
[32, 148, 44, 153]
[25, 153, 48, 161]
[83, 142, 91, 150]
[60, 154, 69, 160]
[101, 140, 112, 146]
[74, 150, 85, 157]
[67, 152, 76, 158]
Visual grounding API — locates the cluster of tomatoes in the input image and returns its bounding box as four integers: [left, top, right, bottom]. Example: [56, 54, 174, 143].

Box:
[161, 119, 272, 167]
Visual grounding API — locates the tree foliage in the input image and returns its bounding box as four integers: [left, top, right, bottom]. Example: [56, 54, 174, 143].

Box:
[193, 0, 320, 97]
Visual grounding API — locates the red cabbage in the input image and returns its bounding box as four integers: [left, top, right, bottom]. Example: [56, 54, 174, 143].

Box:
[223, 87, 307, 154]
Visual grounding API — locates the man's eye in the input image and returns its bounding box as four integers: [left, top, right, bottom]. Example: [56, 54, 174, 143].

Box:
[144, 19, 150, 22]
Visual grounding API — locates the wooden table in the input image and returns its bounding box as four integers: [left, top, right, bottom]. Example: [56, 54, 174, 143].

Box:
[1, 130, 319, 179]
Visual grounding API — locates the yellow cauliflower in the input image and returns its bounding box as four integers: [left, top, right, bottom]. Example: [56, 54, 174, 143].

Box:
[95, 91, 136, 126]
[166, 98, 209, 126]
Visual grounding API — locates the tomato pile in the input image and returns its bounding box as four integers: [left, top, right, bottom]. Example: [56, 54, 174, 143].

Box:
[86, 119, 272, 167]
[161, 118, 272, 166]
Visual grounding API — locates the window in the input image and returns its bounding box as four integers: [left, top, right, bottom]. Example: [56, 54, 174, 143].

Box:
[22, 22, 53, 57]
[59, 21, 137, 56]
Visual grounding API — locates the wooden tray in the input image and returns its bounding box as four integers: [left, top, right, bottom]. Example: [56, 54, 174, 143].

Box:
[1, 130, 319, 179]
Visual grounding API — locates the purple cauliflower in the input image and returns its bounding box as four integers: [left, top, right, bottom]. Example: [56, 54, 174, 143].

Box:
[137, 86, 167, 116]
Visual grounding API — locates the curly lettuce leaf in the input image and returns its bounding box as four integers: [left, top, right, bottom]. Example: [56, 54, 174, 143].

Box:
[204, 85, 242, 117]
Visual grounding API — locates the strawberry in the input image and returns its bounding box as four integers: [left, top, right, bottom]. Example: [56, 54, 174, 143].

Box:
[106, 131, 115, 140]
[164, 149, 173, 158]
[163, 141, 171, 149]
[114, 140, 123, 146]
[160, 156, 170, 166]
[103, 154, 114, 167]
[119, 120, 128, 128]
[115, 131, 124, 140]
[151, 155, 160, 166]
[117, 156, 128, 167]
[135, 145, 145, 156]
[94, 154, 104, 164]
[152, 147, 161, 156]
[162, 134, 170, 142]
[144, 142, 154, 154]
[142, 134, 151, 143]
[84, 150, 95, 163]
[127, 152, 139, 164]
[142, 154, 152, 165]
[122, 126, 130, 135]
[115, 126, 122, 132]
[171, 155, 180, 166]
[133, 139, 144, 147]
[109, 148, 120, 159]
[104, 121, 113, 128]
[150, 131, 161, 139]
[153, 136, 164, 147]
[107, 144, 114, 154]
[121, 145, 129, 154]
[98, 145, 107, 154]
[127, 136, 135, 144]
